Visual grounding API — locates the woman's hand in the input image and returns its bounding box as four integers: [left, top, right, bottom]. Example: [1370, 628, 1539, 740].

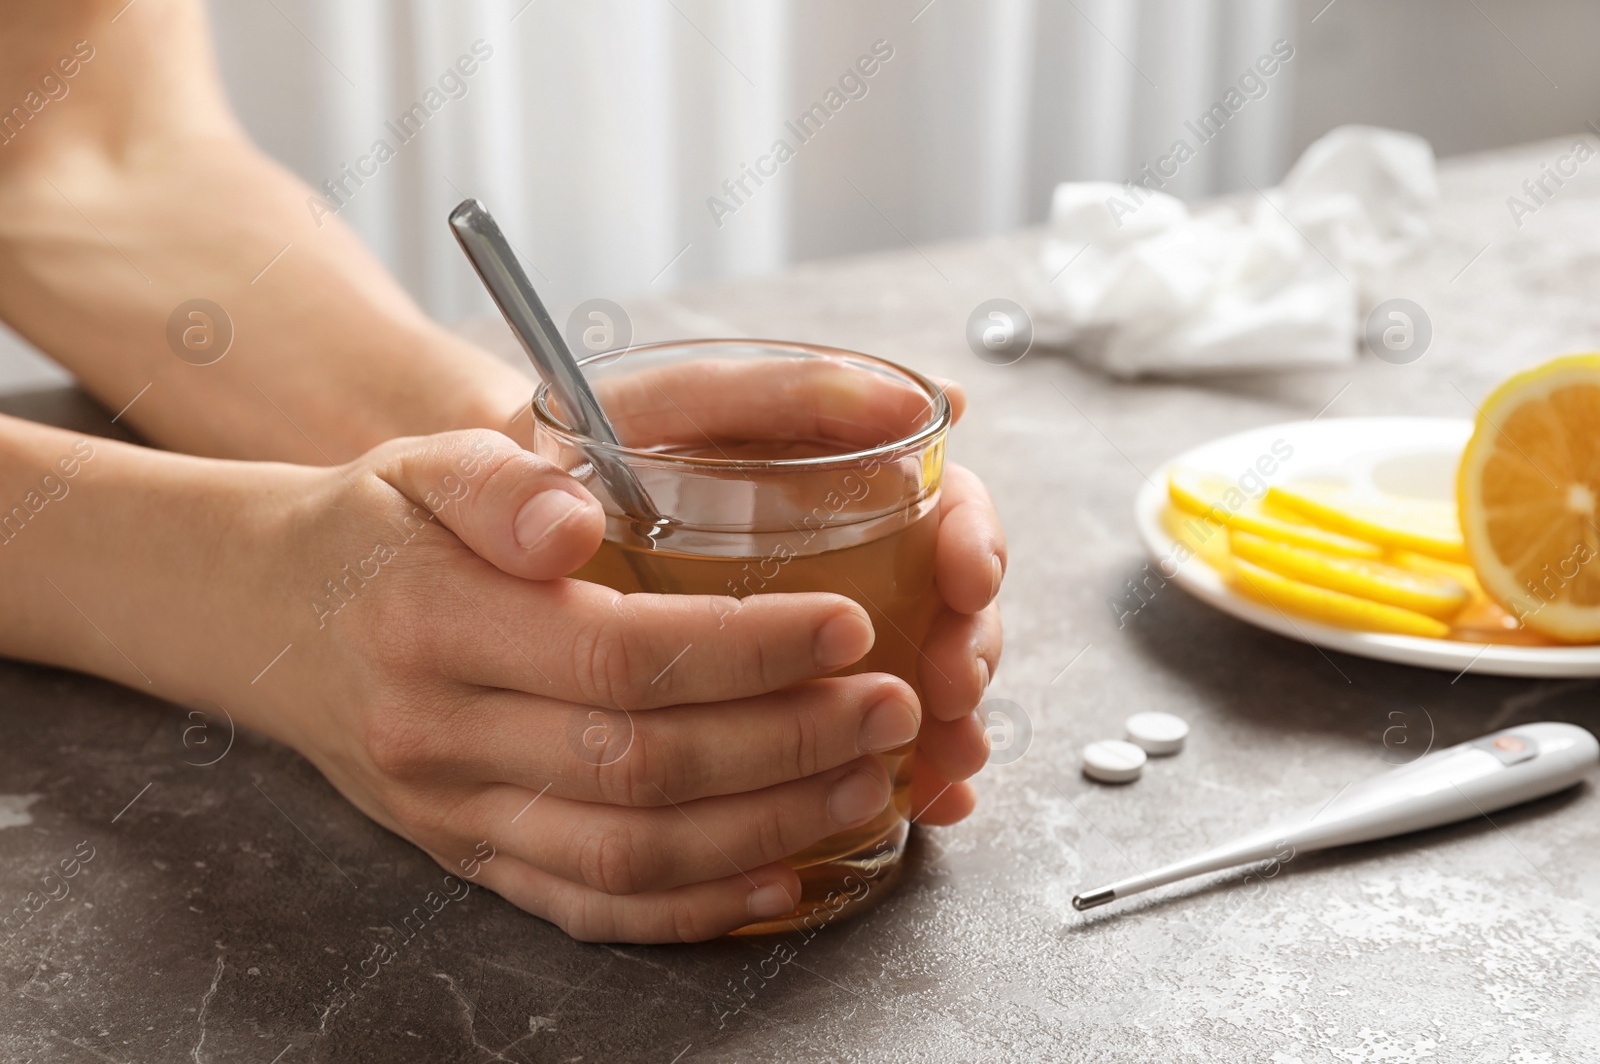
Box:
[905, 381, 1006, 826]
[197, 430, 927, 943]
[909, 462, 1005, 822]
[220, 427, 999, 941]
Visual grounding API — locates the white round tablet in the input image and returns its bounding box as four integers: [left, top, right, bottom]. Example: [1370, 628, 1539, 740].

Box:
[1082, 739, 1146, 783]
[1125, 711, 1189, 756]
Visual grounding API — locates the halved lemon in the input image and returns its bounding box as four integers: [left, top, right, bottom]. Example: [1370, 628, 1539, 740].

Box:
[1266, 482, 1466, 562]
[1168, 468, 1383, 559]
[1231, 559, 1452, 639]
[1230, 531, 1470, 620]
[1458, 353, 1600, 641]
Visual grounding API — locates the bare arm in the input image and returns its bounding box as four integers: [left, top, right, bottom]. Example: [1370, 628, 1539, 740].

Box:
[0, 0, 530, 463]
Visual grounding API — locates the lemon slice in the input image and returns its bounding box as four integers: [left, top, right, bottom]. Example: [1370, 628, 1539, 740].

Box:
[1231, 559, 1452, 639]
[1230, 531, 1470, 620]
[1160, 498, 1234, 576]
[1458, 353, 1600, 641]
[1266, 482, 1467, 562]
[1168, 468, 1382, 559]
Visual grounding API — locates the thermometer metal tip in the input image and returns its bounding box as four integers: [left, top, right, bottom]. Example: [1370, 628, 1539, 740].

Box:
[1071, 722, 1598, 914]
[1072, 888, 1116, 911]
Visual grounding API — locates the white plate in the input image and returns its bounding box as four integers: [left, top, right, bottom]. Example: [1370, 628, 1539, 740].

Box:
[1134, 417, 1600, 678]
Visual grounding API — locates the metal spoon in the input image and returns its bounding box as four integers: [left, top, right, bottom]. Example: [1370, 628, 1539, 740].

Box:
[447, 199, 668, 552]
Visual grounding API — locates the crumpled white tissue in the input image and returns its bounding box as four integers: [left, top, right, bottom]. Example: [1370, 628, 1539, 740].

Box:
[1030, 125, 1438, 378]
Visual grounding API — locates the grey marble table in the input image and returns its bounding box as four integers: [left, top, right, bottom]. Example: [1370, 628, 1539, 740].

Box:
[4, 138, 1599, 1063]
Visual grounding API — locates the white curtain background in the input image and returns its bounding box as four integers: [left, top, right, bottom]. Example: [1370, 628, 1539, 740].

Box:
[0, 0, 1299, 386]
[210, 0, 1298, 324]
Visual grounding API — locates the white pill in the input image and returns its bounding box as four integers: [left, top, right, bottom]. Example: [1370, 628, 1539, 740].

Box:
[1082, 740, 1146, 783]
[1125, 711, 1189, 756]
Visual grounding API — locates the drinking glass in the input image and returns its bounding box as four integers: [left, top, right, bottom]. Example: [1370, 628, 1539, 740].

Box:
[531, 339, 950, 933]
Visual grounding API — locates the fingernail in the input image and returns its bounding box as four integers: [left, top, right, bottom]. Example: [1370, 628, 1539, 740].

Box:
[828, 769, 888, 825]
[746, 882, 794, 919]
[989, 554, 1004, 602]
[514, 489, 586, 550]
[814, 610, 872, 671]
[858, 696, 918, 753]
[975, 656, 990, 693]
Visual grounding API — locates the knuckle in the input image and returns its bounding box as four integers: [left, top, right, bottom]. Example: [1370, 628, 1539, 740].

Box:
[475, 439, 567, 496]
[362, 433, 429, 471]
[716, 603, 795, 696]
[749, 625, 778, 692]
[429, 427, 515, 472]
[576, 610, 649, 710]
[575, 818, 651, 896]
[386, 787, 463, 841]
[707, 594, 743, 632]
[783, 702, 823, 780]
[591, 724, 656, 807]
[362, 704, 436, 780]
[750, 802, 801, 864]
[550, 893, 603, 942]
[566, 917, 610, 944]
[668, 901, 713, 943]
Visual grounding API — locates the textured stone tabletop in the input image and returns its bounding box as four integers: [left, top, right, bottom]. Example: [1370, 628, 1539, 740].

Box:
[4, 139, 1600, 1063]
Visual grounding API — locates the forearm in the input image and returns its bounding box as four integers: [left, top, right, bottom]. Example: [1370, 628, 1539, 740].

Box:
[0, 143, 530, 462]
[0, 412, 288, 700]
[0, 0, 531, 463]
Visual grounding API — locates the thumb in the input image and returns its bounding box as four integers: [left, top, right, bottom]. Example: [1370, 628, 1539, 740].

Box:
[368, 429, 605, 580]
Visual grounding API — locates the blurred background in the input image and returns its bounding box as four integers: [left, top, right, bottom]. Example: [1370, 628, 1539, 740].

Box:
[3, 0, 1597, 385]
